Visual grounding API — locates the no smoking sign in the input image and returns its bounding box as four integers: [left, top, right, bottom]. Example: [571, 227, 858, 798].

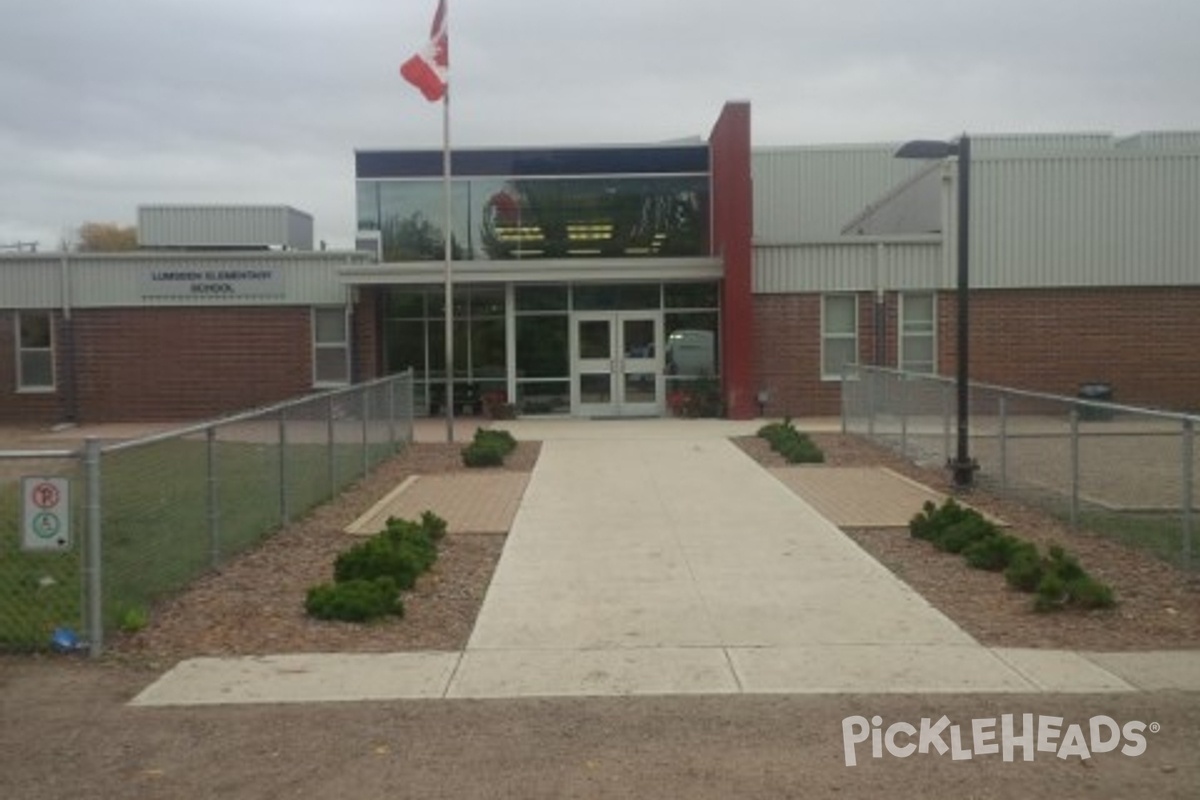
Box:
[21, 477, 71, 552]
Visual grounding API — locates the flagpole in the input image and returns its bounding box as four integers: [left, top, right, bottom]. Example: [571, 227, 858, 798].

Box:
[442, 82, 454, 443]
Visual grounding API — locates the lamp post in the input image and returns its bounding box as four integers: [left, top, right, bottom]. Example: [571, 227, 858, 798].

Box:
[895, 134, 977, 488]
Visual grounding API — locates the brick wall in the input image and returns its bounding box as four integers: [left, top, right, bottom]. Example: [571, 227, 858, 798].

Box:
[754, 287, 1200, 417]
[946, 287, 1200, 411]
[0, 307, 317, 424]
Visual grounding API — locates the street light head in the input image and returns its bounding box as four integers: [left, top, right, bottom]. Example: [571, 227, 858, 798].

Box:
[894, 139, 959, 160]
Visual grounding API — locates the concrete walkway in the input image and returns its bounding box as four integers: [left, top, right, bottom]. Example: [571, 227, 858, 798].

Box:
[132, 419, 1200, 706]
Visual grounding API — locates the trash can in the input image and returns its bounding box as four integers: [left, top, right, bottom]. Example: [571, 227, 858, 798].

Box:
[1077, 382, 1114, 421]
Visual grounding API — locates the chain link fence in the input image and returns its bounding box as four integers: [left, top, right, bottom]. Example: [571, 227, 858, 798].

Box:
[842, 365, 1197, 571]
[0, 370, 414, 655]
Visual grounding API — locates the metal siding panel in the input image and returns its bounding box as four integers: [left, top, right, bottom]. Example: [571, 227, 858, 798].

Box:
[753, 242, 943, 293]
[1, 254, 361, 308]
[752, 147, 930, 242]
[0, 259, 63, 307]
[137, 205, 312, 248]
[972, 151, 1200, 288]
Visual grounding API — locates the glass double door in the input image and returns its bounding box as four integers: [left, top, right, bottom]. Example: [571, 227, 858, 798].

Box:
[573, 312, 662, 417]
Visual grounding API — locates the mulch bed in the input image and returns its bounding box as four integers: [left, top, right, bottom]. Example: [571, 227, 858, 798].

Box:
[736, 432, 1200, 651]
[110, 442, 539, 667]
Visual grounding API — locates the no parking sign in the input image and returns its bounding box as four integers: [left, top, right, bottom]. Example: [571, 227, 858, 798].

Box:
[21, 477, 71, 552]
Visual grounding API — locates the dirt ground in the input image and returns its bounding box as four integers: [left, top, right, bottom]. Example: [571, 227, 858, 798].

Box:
[2, 655, 1197, 800]
[3, 427, 1200, 798]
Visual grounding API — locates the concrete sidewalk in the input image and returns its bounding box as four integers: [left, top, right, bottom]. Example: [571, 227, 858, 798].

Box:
[133, 419, 1199, 705]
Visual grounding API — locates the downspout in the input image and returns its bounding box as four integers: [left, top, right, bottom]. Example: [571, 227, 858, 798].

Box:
[873, 242, 886, 366]
[60, 252, 79, 423]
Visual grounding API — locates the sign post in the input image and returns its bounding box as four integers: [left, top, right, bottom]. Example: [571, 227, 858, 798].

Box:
[21, 477, 71, 551]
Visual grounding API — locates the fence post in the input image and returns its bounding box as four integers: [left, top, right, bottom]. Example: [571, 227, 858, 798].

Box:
[1183, 418, 1194, 570]
[998, 394, 1008, 493]
[840, 365, 848, 435]
[1069, 407, 1080, 528]
[278, 409, 289, 524]
[84, 437, 103, 658]
[207, 427, 220, 569]
[361, 387, 370, 478]
[866, 369, 876, 439]
[942, 381, 952, 465]
[327, 393, 336, 498]
[388, 378, 398, 452]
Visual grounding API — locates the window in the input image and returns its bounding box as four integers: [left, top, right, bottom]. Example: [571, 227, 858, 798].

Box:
[313, 307, 350, 386]
[16, 311, 55, 391]
[900, 293, 937, 374]
[821, 295, 858, 380]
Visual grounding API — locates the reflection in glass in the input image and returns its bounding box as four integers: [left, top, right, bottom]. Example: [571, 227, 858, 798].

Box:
[579, 320, 611, 360]
[579, 374, 611, 404]
[623, 319, 655, 359]
[623, 373, 657, 404]
[517, 381, 570, 415]
[516, 316, 569, 378]
[358, 175, 708, 262]
[664, 312, 718, 377]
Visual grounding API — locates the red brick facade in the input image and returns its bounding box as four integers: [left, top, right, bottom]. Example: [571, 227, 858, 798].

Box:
[1, 307, 318, 424]
[754, 287, 1200, 417]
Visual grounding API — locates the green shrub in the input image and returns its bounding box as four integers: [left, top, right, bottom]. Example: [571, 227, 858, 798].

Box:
[334, 525, 436, 590]
[419, 510, 448, 543]
[1033, 572, 1069, 613]
[963, 533, 1022, 571]
[1066, 575, 1117, 609]
[757, 419, 825, 464]
[934, 515, 997, 554]
[474, 428, 517, 455]
[462, 439, 506, 467]
[909, 498, 983, 544]
[1045, 545, 1086, 583]
[305, 577, 403, 622]
[1004, 543, 1045, 591]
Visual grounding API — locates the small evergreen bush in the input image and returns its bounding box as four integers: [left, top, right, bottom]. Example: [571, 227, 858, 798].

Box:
[1003, 542, 1045, 591]
[757, 418, 825, 464]
[305, 577, 403, 622]
[933, 515, 997, 554]
[474, 428, 517, 455]
[462, 439, 506, 467]
[962, 533, 1022, 571]
[1066, 575, 1117, 609]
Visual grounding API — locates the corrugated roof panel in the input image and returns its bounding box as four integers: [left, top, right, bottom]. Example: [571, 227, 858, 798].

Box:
[137, 205, 314, 250]
[753, 146, 930, 242]
[972, 150, 1200, 288]
[754, 241, 943, 294]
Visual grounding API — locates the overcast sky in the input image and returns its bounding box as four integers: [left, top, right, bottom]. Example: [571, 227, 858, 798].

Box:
[3, 0, 1198, 250]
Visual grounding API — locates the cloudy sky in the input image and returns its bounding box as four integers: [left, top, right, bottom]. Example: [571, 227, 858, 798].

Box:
[3, 0, 1198, 250]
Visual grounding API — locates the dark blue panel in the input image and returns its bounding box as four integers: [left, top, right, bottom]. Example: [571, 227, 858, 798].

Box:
[356, 145, 710, 179]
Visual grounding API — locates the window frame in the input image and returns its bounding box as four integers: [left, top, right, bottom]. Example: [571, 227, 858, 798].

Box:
[899, 292, 938, 375]
[312, 306, 351, 387]
[820, 294, 859, 382]
[15, 310, 56, 393]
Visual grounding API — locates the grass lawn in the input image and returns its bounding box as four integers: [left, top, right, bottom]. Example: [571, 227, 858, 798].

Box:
[1, 435, 396, 651]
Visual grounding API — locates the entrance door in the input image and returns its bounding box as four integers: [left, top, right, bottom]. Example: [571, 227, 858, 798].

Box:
[573, 312, 661, 417]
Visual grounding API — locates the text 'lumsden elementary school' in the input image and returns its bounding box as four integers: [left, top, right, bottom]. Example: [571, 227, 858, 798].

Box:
[3, 103, 1199, 424]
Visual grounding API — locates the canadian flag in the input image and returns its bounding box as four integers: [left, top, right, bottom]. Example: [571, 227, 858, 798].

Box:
[400, 0, 449, 102]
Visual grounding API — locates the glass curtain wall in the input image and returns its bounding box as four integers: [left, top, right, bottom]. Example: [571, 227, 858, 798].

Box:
[382, 285, 506, 414]
[358, 175, 709, 263]
[382, 281, 720, 416]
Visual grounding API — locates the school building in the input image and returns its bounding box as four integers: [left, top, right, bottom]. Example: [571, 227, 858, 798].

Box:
[2, 103, 1198, 425]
